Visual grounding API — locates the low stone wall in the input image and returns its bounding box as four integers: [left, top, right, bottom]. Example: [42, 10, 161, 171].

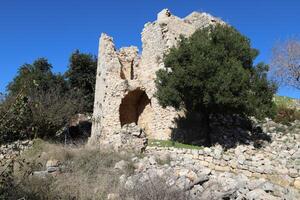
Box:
[146, 119, 300, 190]
[0, 140, 33, 160]
[147, 145, 300, 189]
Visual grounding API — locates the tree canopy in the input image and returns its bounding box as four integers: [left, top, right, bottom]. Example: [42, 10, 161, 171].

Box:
[7, 58, 67, 97]
[65, 50, 97, 112]
[155, 24, 277, 143]
[0, 51, 96, 143]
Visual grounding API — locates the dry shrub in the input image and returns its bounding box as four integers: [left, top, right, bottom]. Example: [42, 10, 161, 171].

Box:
[119, 176, 190, 200]
[274, 105, 300, 125]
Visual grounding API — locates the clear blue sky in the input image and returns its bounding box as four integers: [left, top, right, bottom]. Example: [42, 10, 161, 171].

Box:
[0, 0, 299, 98]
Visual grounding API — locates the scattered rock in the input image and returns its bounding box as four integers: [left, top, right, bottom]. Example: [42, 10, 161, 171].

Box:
[107, 193, 120, 200]
[246, 188, 280, 200]
[47, 166, 60, 173]
[268, 174, 294, 187]
[114, 160, 129, 171]
[33, 171, 48, 178]
[148, 156, 156, 165]
[46, 159, 60, 168]
[186, 174, 209, 190]
[294, 177, 300, 190]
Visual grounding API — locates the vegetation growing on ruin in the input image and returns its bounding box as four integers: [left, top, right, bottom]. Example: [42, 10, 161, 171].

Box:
[155, 24, 278, 144]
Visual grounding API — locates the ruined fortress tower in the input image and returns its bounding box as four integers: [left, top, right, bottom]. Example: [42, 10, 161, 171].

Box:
[89, 9, 224, 147]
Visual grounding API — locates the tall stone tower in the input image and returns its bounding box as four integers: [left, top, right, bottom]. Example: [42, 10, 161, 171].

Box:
[89, 9, 224, 147]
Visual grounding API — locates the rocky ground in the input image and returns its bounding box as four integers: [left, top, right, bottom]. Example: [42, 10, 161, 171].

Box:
[0, 140, 32, 160]
[111, 119, 300, 200]
[1, 119, 299, 199]
[114, 155, 299, 199]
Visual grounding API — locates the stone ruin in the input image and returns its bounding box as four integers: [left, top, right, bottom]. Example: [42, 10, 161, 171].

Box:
[88, 9, 224, 151]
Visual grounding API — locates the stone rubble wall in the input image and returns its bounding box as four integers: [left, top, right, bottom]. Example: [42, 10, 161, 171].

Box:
[117, 121, 300, 199]
[120, 146, 300, 199]
[0, 140, 33, 160]
[90, 9, 225, 145]
[147, 141, 300, 189]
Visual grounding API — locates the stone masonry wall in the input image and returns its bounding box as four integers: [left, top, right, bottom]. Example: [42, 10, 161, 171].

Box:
[90, 9, 224, 145]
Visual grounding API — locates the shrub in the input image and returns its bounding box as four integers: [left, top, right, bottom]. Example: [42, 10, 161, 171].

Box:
[274, 105, 300, 125]
[119, 176, 190, 200]
[29, 87, 84, 139]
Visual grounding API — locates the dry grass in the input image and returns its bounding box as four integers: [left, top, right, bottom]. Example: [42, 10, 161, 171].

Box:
[2, 139, 190, 200]
[4, 139, 134, 200]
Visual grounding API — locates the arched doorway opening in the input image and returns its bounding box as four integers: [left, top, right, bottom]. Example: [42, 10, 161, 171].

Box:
[119, 89, 151, 127]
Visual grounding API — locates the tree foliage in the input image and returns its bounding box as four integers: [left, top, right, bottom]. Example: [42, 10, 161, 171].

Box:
[7, 58, 67, 96]
[0, 57, 85, 143]
[155, 24, 277, 143]
[270, 37, 300, 90]
[65, 50, 97, 112]
[0, 95, 33, 143]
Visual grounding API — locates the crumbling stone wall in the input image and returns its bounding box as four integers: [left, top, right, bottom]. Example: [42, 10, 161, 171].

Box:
[146, 121, 300, 190]
[89, 9, 224, 146]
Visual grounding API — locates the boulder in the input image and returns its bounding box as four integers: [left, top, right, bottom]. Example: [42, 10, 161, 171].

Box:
[46, 159, 61, 173]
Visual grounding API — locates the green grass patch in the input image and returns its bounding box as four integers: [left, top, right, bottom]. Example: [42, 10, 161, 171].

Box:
[148, 139, 204, 150]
